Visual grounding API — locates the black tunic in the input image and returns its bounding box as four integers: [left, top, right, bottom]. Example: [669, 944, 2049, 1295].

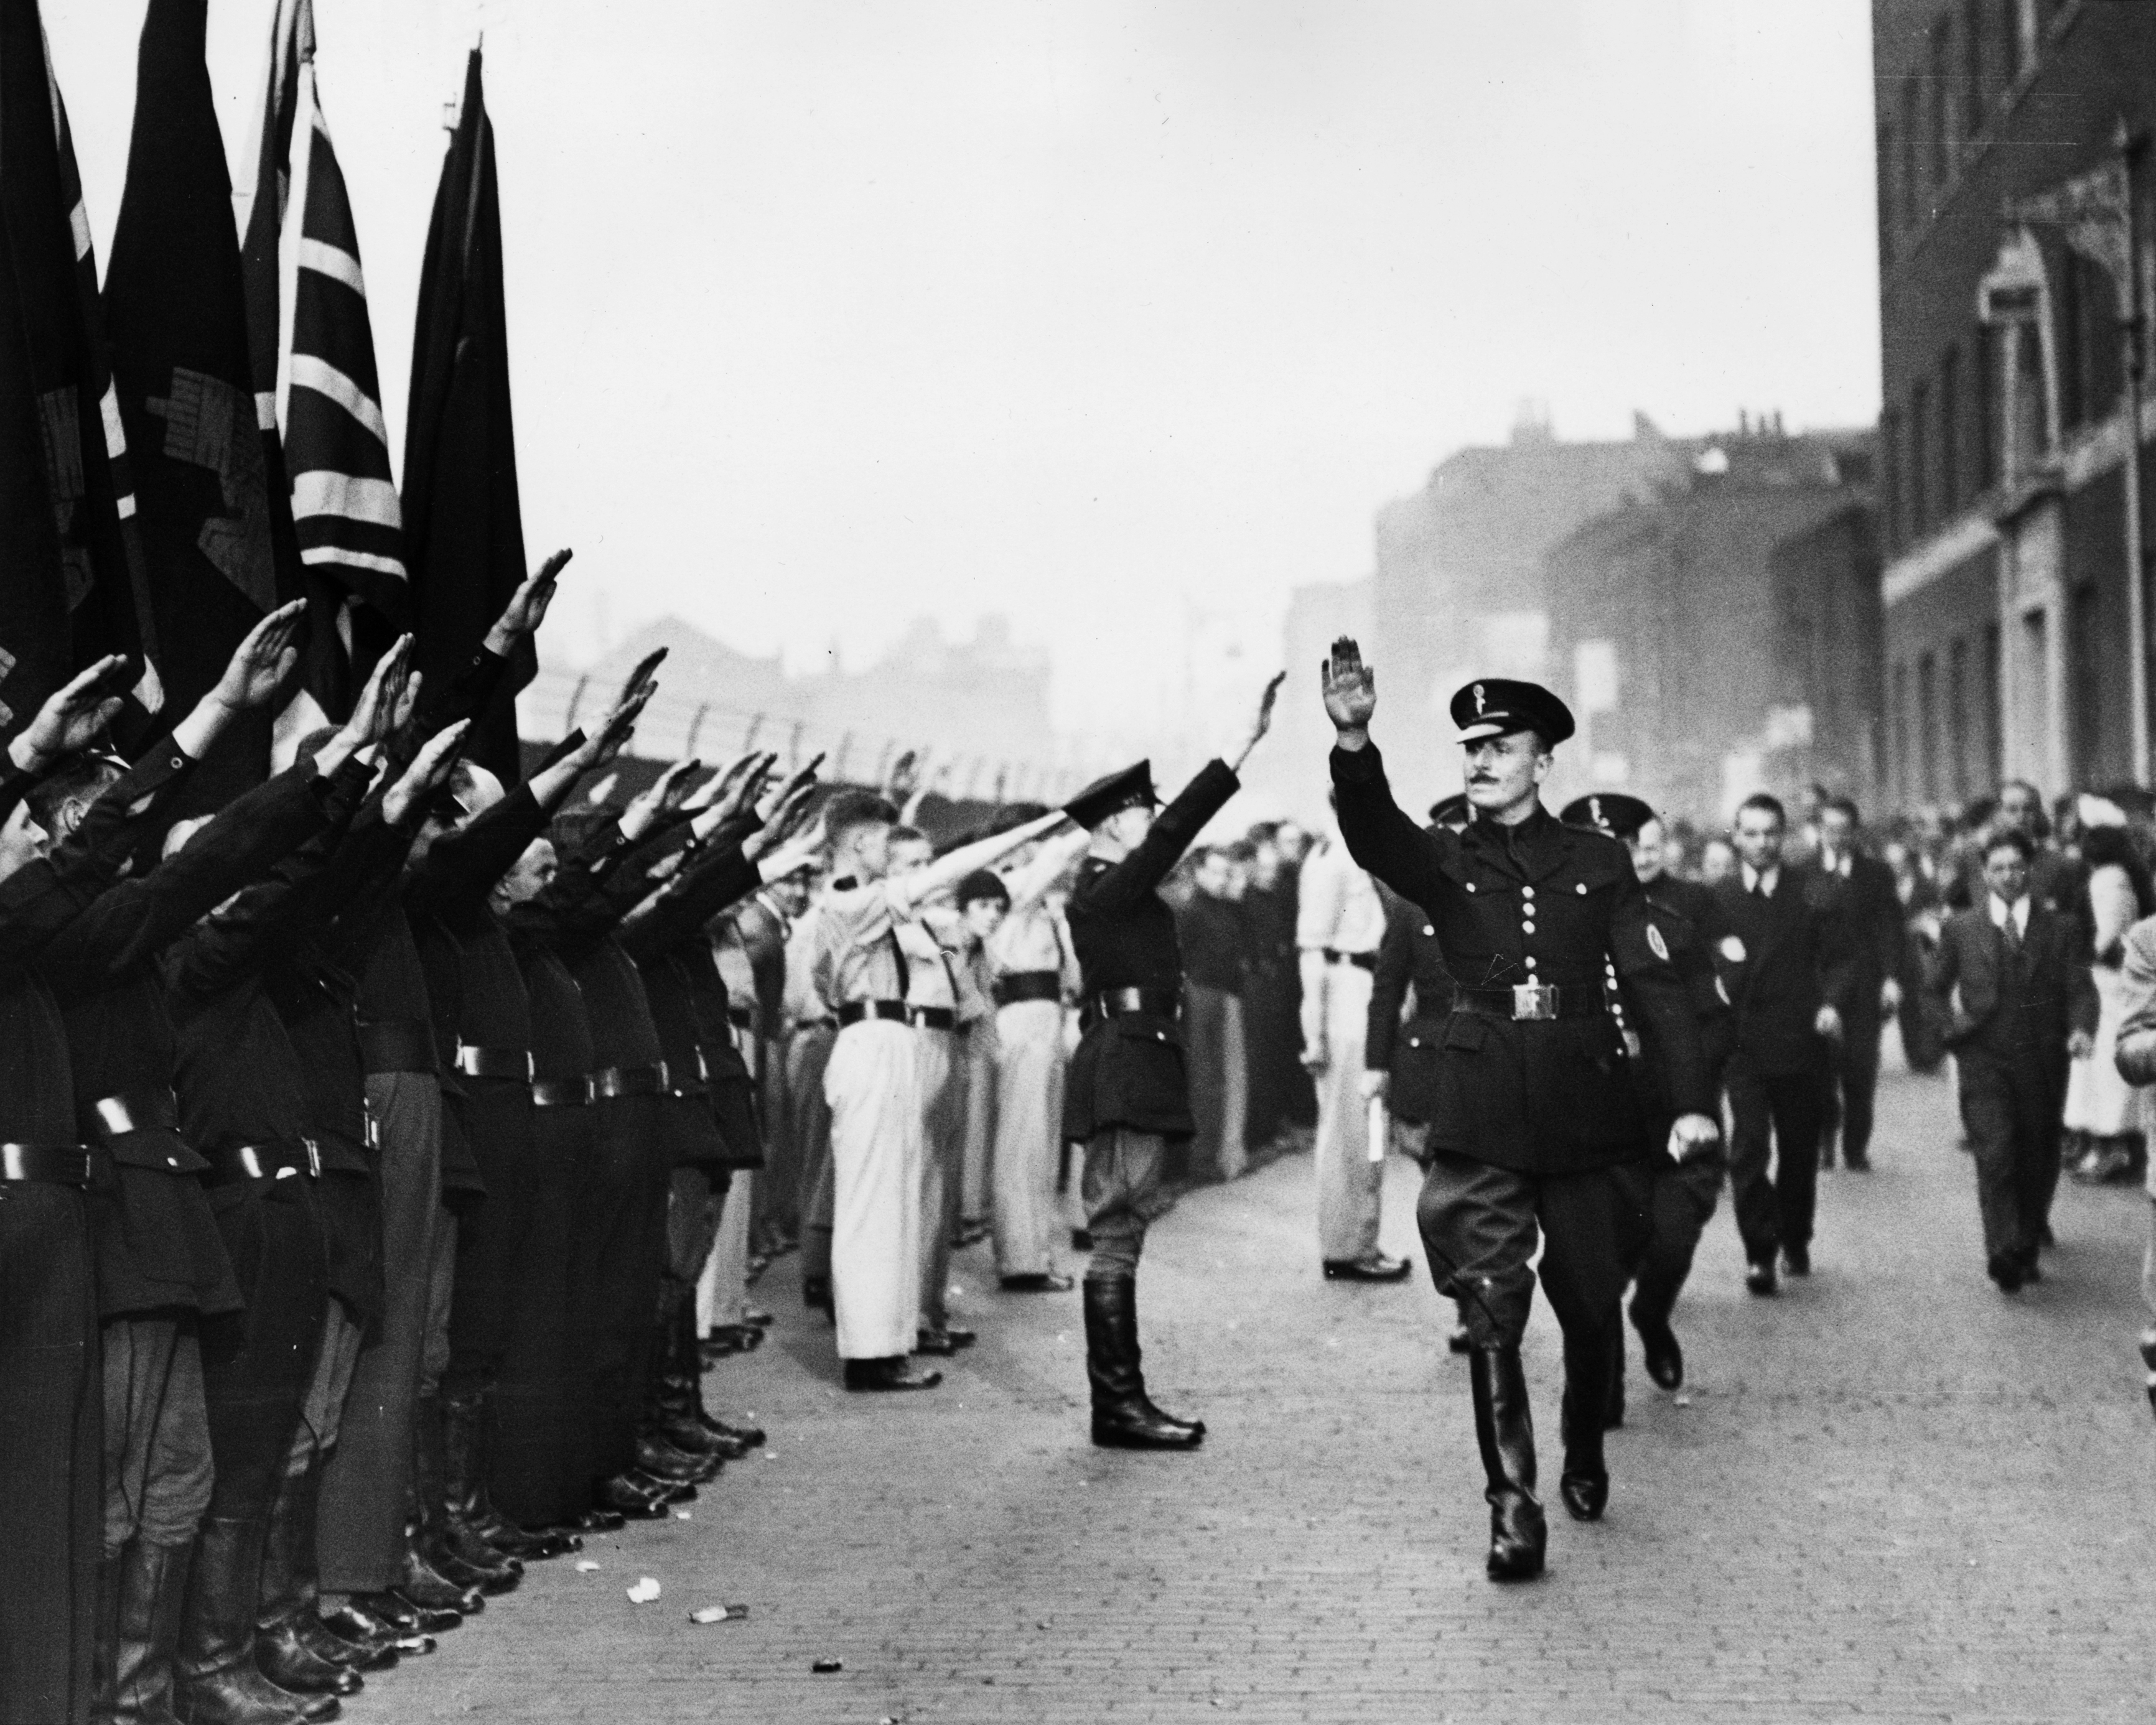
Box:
[1330, 742, 1709, 1176]
[1062, 759, 1241, 1142]
[1365, 886, 1457, 1129]
[42, 756, 335, 1318]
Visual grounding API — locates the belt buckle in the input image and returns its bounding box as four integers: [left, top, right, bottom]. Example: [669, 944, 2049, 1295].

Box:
[1511, 983, 1558, 1021]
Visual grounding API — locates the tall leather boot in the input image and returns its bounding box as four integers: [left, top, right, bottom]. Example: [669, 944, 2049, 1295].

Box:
[649, 1281, 734, 1460]
[253, 1464, 360, 1698]
[174, 1515, 337, 1723]
[1468, 1347, 1546, 1582]
[433, 1392, 525, 1588]
[393, 1400, 482, 1620]
[1083, 1278, 1202, 1449]
[1605, 1319, 1626, 1431]
[1558, 1321, 1613, 1522]
[413, 1395, 500, 1603]
[636, 1298, 722, 1482]
[111, 1540, 192, 1725]
[679, 1292, 764, 1449]
[453, 1390, 578, 1560]
[92, 1549, 123, 1724]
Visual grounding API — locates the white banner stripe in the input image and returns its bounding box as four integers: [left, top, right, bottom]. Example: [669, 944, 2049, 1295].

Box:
[298, 236, 365, 297]
[291, 469, 400, 528]
[300, 545, 406, 580]
[255, 391, 278, 430]
[98, 383, 126, 460]
[288, 355, 388, 449]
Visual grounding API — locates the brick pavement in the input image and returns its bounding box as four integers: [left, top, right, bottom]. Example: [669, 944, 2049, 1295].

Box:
[381, 1056, 2155, 1723]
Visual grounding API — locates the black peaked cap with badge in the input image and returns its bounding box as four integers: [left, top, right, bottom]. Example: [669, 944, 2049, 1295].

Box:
[1065, 760, 1159, 830]
[1451, 679, 1575, 746]
[1558, 793, 1656, 839]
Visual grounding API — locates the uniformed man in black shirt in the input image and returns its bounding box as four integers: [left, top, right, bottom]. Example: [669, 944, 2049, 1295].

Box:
[1062, 673, 1282, 1449]
[1320, 644, 1717, 1581]
[1559, 793, 1732, 1411]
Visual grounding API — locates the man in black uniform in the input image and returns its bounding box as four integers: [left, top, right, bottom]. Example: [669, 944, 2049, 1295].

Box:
[1320, 643, 1717, 1581]
[1062, 673, 1282, 1450]
[1559, 794, 1732, 1408]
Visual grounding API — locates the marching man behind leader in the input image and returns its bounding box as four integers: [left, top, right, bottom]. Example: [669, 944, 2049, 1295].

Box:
[1318, 639, 1719, 1582]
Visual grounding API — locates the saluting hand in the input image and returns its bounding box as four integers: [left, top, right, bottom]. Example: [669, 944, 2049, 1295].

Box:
[9, 655, 129, 772]
[1320, 637, 1376, 740]
[384, 721, 470, 825]
[213, 600, 309, 713]
[487, 549, 571, 649]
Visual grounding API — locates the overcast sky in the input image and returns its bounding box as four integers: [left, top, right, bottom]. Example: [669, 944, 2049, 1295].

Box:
[45, 0, 1878, 751]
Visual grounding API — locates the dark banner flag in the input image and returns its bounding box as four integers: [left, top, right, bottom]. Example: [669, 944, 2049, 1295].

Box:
[404, 47, 529, 786]
[105, 0, 301, 804]
[0, 0, 162, 748]
[239, 0, 404, 728]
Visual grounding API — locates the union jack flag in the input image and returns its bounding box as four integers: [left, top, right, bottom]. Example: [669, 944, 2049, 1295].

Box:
[240, 0, 404, 722]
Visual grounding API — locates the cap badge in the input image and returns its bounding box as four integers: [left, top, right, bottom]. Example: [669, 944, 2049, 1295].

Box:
[1589, 796, 1602, 826]
[1473, 683, 1486, 715]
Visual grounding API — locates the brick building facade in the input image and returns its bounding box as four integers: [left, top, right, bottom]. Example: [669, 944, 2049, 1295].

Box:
[1875, 0, 2156, 809]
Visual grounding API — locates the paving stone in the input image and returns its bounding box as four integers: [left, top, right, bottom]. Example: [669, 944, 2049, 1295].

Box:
[372, 1056, 2156, 1723]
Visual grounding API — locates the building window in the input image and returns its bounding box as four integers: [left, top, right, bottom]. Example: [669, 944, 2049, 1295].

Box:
[1962, 0, 1989, 124]
[1948, 636, 1971, 797]
[1901, 77, 1923, 219]
[2004, 0, 2033, 81]
[1982, 620, 2003, 788]
[1917, 651, 1939, 802]
[1882, 405, 1903, 548]
[1974, 323, 1997, 493]
[1892, 660, 1911, 805]
[1930, 22, 1958, 181]
[1910, 380, 1931, 533]
[1941, 345, 1962, 516]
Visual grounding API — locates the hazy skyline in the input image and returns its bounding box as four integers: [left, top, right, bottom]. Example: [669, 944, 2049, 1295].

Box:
[45, 0, 1880, 753]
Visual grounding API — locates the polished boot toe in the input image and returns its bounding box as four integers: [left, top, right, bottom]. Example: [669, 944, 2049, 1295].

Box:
[1559, 1468, 1609, 1522]
[562, 1507, 626, 1533]
[697, 1411, 766, 1448]
[913, 1326, 961, 1357]
[592, 1474, 670, 1519]
[1447, 1325, 1473, 1355]
[1091, 1399, 1204, 1449]
[1486, 1498, 1547, 1581]
[1781, 1242, 1811, 1277]
[298, 1614, 398, 1671]
[1745, 1260, 1778, 1296]
[1987, 1254, 2025, 1293]
[998, 1271, 1075, 1293]
[842, 1356, 943, 1392]
[1322, 1252, 1414, 1282]
[1629, 1305, 1684, 1392]
[340, 1591, 454, 1640]
[256, 1620, 363, 1696]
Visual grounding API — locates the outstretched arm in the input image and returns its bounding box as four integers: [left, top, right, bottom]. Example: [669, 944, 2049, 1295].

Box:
[1320, 638, 1447, 914]
[889, 811, 1070, 914]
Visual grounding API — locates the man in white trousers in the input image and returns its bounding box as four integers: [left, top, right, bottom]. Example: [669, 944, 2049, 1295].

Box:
[987, 819, 1092, 1291]
[814, 793, 1071, 1390]
[1298, 807, 1412, 1281]
[887, 827, 976, 1357]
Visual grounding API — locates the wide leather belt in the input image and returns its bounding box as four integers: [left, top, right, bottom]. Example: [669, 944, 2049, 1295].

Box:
[1323, 947, 1378, 972]
[359, 1016, 439, 1076]
[0, 1142, 104, 1186]
[455, 1043, 533, 1082]
[1091, 988, 1182, 1021]
[90, 1087, 180, 1142]
[908, 1005, 956, 1032]
[837, 1000, 909, 1028]
[592, 1062, 667, 1100]
[795, 1018, 837, 1033]
[206, 1139, 320, 1187]
[727, 1006, 754, 1031]
[994, 971, 1062, 1007]
[531, 1076, 593, 1108]
[1454, 985, 1599, 1023]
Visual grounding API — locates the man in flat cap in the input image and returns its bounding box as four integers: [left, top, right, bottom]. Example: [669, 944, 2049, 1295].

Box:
[1319, 644, 1717, 1581]
[1062, 673, 1282, 1449]
[1559, 793, 1732, 1408]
